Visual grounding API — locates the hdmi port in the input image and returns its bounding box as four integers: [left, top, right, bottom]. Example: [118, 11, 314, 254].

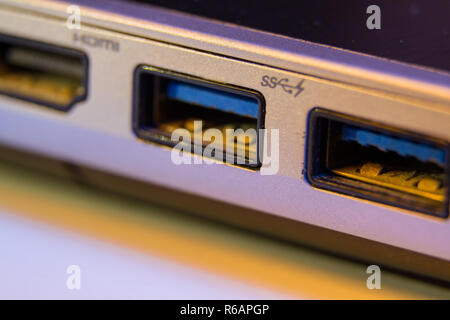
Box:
[0, 34, 88, 111]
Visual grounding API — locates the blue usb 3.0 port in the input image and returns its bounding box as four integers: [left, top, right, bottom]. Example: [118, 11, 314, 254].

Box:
[133, 66, 265, 168]
[166, 80, 259, 119]
[306, 108, 449, 218]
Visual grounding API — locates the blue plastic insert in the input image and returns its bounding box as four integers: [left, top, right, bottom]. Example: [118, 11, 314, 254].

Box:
[166, 80, 259, 118]
[342, 125, 446, 166]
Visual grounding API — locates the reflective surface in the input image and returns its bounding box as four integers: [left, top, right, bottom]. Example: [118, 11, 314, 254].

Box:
[0, 161, 448, 299]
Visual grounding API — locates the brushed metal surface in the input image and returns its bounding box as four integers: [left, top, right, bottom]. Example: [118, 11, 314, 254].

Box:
[0, 0, 448, 265]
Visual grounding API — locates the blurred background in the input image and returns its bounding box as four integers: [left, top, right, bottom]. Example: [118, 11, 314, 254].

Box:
[0, 0, 449, 300]
[0, 158, 449, 299]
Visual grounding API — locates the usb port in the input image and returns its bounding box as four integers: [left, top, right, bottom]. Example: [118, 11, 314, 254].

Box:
[0, 34, 88, 111]
[133, 66, 265, 168]
[306, 108, 449, 217]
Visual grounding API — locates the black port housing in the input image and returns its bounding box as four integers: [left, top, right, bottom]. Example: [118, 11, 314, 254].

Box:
[306, 108, 449, 218]
[0, 33, 88, 111]
[133, 65, 265, 168]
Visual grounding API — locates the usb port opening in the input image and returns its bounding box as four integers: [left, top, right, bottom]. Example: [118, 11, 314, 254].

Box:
[306, 108, 449, 217]
[0, 34, 88, 111]
[133, 66, 265, 168]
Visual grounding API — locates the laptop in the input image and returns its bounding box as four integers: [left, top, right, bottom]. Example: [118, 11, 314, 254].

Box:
[0, 0, 448, 281]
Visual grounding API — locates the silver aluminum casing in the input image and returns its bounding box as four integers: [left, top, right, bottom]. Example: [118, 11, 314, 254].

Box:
[0, 0, 449, 278]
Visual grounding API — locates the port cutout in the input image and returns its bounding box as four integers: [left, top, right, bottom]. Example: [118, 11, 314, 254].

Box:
[0, 34, 88, 111]
[133, 66, 265, 168]
[306, 108, 449, 217]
